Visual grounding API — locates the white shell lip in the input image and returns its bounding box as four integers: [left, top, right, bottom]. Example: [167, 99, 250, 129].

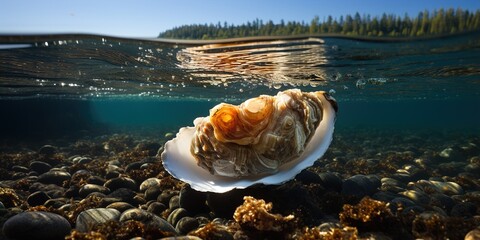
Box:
[161, 92, 337, 193]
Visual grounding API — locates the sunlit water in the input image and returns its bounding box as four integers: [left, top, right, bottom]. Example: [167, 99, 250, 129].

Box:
[0, 33, 479, 142]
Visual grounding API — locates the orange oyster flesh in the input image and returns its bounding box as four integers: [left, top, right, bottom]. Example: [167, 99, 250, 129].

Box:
[161, 89, 337, 193]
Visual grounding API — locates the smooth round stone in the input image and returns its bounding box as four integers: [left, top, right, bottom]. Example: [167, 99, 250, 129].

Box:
[158, 190, 179, 206]
[126, 161, 143, 172]
[12, 165, 30, 173]
[429, 193, 455, 211]
[79, 184, 111, 198]
[295, 170, 322, 184]
[3, 211, 71, 240]
[104, 177, 137, 191]
[27, 191, 51, 207]
[175, 216, 199, 235]
[105, 170, 121, 179]
[465, 227, 480, 240]
[439, 147, 464, 161]
[450, 202, 477, 218]
[44, 198, 68, 208]
[389, 197, 416, 212]
[29, 161, 52, 174]
[37, 170, 71, 186]
[169, 195, 180, 210]
[72, 156, 93, 164]
[106, 201, 135, 213]
[179, 185, 209, 215]
[87, 176, 106, 185]
[147, 202, 167, 215]
[318, 172, 343, 192]
[167, 207, 188, 226]
[107, 188, 136, 204]
[429, 181, 464, 195]
[371, 191, 401, 202]
[159, 236, 202, 240]
[341, 174, 381, 197]
[400, 190, 430, 206]
[139, 178, 162, 192]
[381, 177, 407, 193]
[120, 208, 177, 234]
[38, 145, 57, 155]
[145, 186, 162, 201]
[76, 208, 121, 232]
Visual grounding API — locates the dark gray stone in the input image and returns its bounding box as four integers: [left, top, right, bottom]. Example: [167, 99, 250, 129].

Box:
[37, 170, 71, 186]
[38, 145, 56, 155]
[341, 174, 381, 197]
[107, 188, 136, 204]
[146, 202, 167, 215]
[175, 216, 199, 234]
[158, 190, 179, 206]
[145, 186, 162, 201]
[79, 184, 111, 198]
[104, 177, 137, 191]
[29, 161, 52, 174]
[106, 201, 135, 213]
[167, 207, 188, 226]
[140, 178, 161, 192]
[27, 191, 51, 206]
[3, 211, 71, 240]
[179, 185, 209, 215]
[120, 208, 177, 234]
[75, 208, 121, 232]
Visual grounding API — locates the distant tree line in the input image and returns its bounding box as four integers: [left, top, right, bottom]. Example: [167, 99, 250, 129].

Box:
[158, 8, 480, 39]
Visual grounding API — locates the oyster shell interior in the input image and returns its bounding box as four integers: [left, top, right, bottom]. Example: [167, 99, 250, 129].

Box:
[162, 89, 337, 193]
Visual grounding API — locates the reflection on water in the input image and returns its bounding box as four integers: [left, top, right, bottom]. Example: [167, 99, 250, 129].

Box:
[0, 33, 479, 101]
[177, 38, 328, 85]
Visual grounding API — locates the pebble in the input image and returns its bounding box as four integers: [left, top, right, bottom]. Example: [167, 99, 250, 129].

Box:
[79, 183, 111, 198]
[29, 161, 52, 174]
[381, 177, 406, 193]
[400, 189, 430, 206]
[465, 227, 480, 240]
[167, 207, 189, 226]
[76, 208, 121, 232]
[295, 170, 323, 184]
[450, 202, 477, 218]
[28, 182, 65, 198]
[87, 175, 106, 185]
[27, 191, 51, 206]
[169, 195, 181, 210]
[175, 216, 199, 235]
[3, 211, 71, 240]
[158, 190, 179, 206]
[37, 170, 71, 186]
[429, 181, 464, 195]
[104, 176, 137, 191]
[147, 202, 167, 215]
[139, 177, 162, 192]
[38, 145, 57, 155]
[318, 172, 343, 192]
[11, 165, 30, 173]
[106, 201, 135, 213]
[428, 193, 455, 211]
[120, 208, 177, 234]
[159, 236, 202, 240]
[107, 188, 137, 204]
[44, 198, 68, 208]
[341, 174, 381, 197]
[179, 185, 209, 215]
[145, 186, 162, 201]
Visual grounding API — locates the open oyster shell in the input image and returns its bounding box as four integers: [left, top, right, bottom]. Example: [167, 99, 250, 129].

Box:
[161, 89, 337, 193]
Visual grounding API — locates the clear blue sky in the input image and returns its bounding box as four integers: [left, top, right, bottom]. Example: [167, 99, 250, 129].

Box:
[1, 0, 479, 38]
